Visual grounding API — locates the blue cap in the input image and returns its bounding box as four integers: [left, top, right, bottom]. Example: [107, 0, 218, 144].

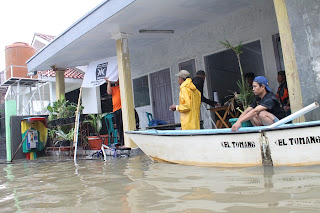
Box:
[253, 76, 271, 92]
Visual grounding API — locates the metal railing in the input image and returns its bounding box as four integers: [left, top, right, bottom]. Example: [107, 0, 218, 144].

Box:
[0, 65, 36, 85]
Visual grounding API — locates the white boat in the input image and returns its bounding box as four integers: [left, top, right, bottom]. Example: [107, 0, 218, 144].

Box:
[127, 120, 320, 167]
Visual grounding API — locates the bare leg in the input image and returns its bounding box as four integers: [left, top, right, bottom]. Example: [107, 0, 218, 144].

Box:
[258, 111, 276, 126]
[251, 115, 262, 126]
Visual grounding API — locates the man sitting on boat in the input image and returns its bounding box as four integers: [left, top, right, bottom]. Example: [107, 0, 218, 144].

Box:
[169, 70, 201, 130]
[231, 76, 286, 131]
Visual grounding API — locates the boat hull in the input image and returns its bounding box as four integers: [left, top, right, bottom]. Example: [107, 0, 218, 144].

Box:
[128, 130, 263, 167]
[127, 121, 320, 167]
[265, 123, 320, 166]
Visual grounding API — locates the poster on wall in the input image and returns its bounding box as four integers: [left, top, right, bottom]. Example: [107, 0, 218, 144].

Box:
[82, 56, 118, 88]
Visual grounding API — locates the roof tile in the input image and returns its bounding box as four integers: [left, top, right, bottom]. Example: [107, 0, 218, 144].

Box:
[38, 68, 84, 79]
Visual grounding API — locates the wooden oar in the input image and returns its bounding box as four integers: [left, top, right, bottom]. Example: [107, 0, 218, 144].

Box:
[11, 126, 32, 162]
[267, 102, 319, 129]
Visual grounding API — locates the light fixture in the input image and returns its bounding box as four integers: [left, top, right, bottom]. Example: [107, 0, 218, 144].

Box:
[139, 30, 174, 34]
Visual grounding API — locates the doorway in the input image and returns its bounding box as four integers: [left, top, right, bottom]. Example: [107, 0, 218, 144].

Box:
[150, 68, 175, 124]
[205, 40, 265, 104]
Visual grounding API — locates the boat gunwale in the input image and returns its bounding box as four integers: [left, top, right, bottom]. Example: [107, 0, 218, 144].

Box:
[127, 121, 320, 136]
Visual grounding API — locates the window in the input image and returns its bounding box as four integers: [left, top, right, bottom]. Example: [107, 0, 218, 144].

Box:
[178, 59, 196, 78]
[133, 76, 150, 107]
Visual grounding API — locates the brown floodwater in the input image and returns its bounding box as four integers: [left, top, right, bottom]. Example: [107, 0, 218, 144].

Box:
[1, 153, 320, 213]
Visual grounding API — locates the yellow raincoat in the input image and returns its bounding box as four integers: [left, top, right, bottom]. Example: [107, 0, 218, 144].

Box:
[177, 78, 201, 130]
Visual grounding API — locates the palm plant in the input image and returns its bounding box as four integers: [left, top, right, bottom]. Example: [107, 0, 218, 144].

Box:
[220, 40, 255, 110]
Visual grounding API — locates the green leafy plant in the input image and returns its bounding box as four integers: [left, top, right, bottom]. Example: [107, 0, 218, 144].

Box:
[45, 95, 82, 120]
[47, 128, 57, 147]
[220, 40, 255, 110]
[84, 113, 108, 135]
[56, 128, 75, 141]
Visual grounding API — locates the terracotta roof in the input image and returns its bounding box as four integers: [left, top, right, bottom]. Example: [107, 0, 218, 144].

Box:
[38, 68, 84, 79]
[34, 33, 56, 42]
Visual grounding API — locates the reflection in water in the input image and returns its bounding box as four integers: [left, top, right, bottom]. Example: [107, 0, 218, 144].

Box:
[0, 156, 320, 212]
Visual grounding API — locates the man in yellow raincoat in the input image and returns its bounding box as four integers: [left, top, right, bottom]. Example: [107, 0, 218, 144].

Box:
[169, 70, 201, 130]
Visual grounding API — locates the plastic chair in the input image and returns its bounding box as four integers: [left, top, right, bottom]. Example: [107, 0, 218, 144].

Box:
[146, 112, 153, 127]
[103, 113, 118, 145]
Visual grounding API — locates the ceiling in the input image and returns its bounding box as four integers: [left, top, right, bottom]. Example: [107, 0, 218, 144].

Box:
[27, 0, 252, 72]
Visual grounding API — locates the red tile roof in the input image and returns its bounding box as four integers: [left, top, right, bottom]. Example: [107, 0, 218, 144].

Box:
[38, 68, 84, 79]
[34, 33, 56, 42]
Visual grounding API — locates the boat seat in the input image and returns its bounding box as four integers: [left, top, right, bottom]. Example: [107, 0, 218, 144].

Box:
[103, 113, 118, 145]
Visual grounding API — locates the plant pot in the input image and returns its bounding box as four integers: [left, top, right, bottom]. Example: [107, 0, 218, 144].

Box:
[229, 118, 253, 127]
[48, 119, 58, 127]
[79, 114, 85, 122]
[69, 116, 76, 124]
[55, 140, 71, 151]
[100, 134, 109, 146]
[59, 118, 67, 125]
[87, 136, 104, 150]
[48, 120, 54, 127]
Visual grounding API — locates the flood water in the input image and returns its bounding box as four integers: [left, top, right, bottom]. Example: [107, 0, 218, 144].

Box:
[1, 153, 320, 213]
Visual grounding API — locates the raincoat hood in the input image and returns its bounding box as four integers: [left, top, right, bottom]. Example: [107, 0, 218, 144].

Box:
[180, 78, 197, 91]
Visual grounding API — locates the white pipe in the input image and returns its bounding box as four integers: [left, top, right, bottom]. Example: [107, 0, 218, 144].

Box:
[73, 87, 83, 163]
[4, 86, 11, 101]
[101, 144, 110, 161]
[17, 81, 20, 115]
[267, 102, 319, 128]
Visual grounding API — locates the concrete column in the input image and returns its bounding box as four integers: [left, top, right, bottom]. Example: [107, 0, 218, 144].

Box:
[54, 69, 66, 100]
[273, 0, 305, 123]
[115, 35, 137, 148]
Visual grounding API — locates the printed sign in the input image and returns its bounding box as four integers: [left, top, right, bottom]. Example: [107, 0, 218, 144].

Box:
[274, 136, 320, 146]
[96, 62, 108, 80]
[82, 56, 118, 88]
[221, 141, 256, 148]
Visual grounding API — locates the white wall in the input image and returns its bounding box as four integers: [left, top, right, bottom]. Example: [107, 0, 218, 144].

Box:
[130, 0, 279, 128]
[82, 87, 101, 114]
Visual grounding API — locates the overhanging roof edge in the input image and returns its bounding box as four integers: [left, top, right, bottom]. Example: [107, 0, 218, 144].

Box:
[27, 0, 135, 72]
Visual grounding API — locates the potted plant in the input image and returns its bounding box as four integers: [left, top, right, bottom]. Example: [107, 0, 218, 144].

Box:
[84, 113, 108, 150]
[220, 40, 255, 127]
[47, 128, 57, 147]
[45, 95, 83, 126]
[55, 128, 75, 151]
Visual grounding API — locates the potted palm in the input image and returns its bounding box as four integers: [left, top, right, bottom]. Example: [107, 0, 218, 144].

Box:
[84, 113, 108, 150]
[220, 40, 255, 127]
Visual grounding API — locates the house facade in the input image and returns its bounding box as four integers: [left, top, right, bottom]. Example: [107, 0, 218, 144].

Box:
[25, 0, 320, 147]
